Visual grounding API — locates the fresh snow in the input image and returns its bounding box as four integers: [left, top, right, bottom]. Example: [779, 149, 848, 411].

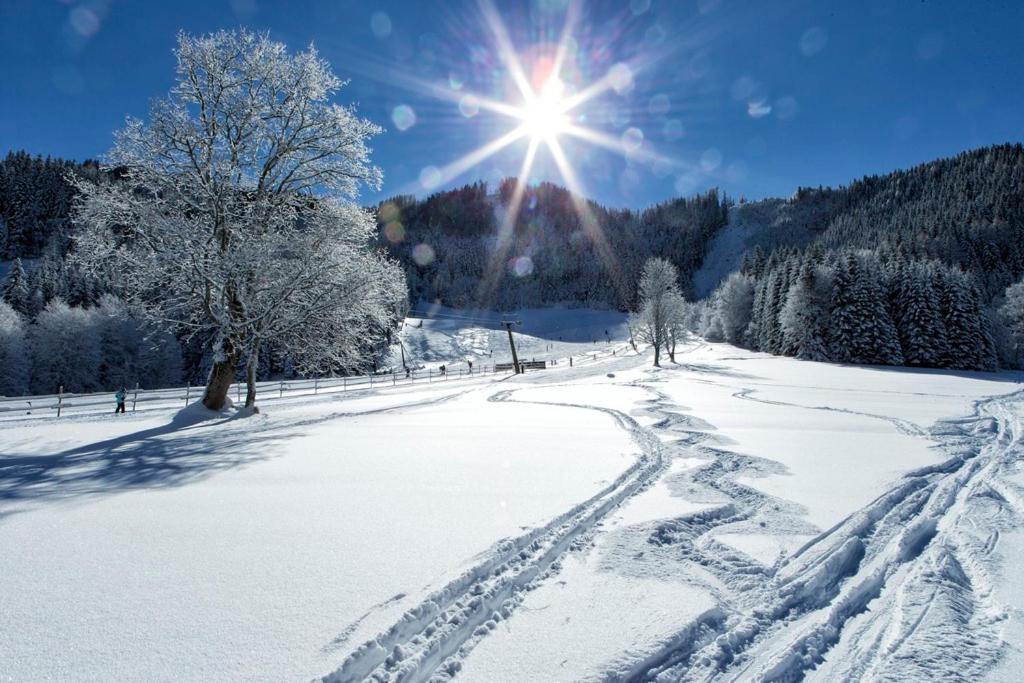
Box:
[2, 317, 1023, 681]
[692, 205, 755, 299]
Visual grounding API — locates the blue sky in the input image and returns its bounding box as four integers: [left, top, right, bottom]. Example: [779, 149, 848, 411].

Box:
[1, 0, 1022, 208]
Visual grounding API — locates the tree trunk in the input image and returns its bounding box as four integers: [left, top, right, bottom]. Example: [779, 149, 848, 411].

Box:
[668, 338, 676, 363]
[653, 343, 661, 367]
[245, 345, 259, 408]
[202, 336, 241, 410]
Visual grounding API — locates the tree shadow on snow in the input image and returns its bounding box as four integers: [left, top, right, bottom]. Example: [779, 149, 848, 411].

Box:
[0, 403, 288, 506]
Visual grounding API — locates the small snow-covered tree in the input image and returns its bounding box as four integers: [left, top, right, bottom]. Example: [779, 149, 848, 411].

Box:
[0, 300, 29, 396]
[73, 29, 402, 410]
[631, 257, 682, 366]
[28, 299, 102, 394]
[663, 292, 689, 362]
[713, 271, 754, 345]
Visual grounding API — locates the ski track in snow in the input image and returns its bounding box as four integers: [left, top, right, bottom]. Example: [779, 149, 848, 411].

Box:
[631, 387, 1024, 681]
[322, 382, 674, 682]
[320, 347, 1024, 682]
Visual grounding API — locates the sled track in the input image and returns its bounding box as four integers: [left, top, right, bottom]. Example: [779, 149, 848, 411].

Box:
[322, 386, 673, 682]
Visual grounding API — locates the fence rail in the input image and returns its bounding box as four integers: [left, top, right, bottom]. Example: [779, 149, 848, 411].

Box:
[0, 341, 637, 422]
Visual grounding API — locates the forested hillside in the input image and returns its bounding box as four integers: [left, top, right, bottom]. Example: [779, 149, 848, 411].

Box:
[697, 143, 1024, 370]
[375, 180, 729, 310]
[739, 144, 1024, 297]
[3, 143, 1024, 387]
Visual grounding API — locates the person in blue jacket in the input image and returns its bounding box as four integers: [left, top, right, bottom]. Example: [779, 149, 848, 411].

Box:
[115, 386, 127, 414]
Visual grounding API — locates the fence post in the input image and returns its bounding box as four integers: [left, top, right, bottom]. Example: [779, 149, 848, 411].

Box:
[185, 382, 190, 405]
[368, 373, 373, 388]
[314, 377, 319, 395]
[279, 381, 284, 398]
[570, 357, 573, 367]
[344, 377, 347, 391]
[392, 373, 396, 386]
[236, 382, 241, 403]
[57, 385, 63, 418]
[132, 382, 139, 412]
[429, 369, 432, 382]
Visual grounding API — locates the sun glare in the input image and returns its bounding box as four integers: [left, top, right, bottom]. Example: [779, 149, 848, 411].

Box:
[377, 0, 679, 306]
[518, 79, 568, 142]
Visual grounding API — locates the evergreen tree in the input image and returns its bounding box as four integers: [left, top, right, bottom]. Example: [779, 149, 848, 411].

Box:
[780, 261, 831, 361]
[892, 262, 948, 366]
[848, 258, 903, 364]
[829, 254, 859, 363]
[1, 258, 30, 314]
[938, 270, 993, 369]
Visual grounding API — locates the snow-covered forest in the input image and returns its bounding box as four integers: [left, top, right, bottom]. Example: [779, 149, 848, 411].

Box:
[3, 143, 1024, 395]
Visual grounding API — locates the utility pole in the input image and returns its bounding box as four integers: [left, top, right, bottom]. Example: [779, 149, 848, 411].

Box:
[398, 320, 408, 372]
[502, 320, 522, 373]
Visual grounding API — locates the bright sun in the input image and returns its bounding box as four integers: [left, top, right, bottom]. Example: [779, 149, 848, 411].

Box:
[518, 79, 568, 142]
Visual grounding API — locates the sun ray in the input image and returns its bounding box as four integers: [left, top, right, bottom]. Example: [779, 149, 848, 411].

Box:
[479, 0, 534, 103]
[549, 0, 581, 83]
[394, 125, 529, 196]
[475, 136, 540, 307]
[561, 123, 688, 170]
[546, 136, 628, 303]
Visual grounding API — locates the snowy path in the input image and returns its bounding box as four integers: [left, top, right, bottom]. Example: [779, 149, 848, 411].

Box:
[324, 382, 670, 682]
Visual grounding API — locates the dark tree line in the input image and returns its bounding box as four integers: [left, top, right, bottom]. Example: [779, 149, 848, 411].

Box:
[0, 151, 102, 259]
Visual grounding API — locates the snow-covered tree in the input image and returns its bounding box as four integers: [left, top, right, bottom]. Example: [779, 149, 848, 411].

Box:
[780, 261, 831, 361]
[28, 299, 102, 394]
[999, 279, 1024, 366]
[94, 294, 184, 390]
[939, 269, 996, 370]
[72, 29, 402, 409]
[631, 257, 682, 366]
[891, 262, 947, 367]
[663, 291, 690, 362]
[712, 271, 754, 345]
[0, 300, 29, 396]
[1, 257, 30, 314]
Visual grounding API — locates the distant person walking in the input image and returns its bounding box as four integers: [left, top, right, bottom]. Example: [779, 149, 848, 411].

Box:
[114, 386, 127, 414]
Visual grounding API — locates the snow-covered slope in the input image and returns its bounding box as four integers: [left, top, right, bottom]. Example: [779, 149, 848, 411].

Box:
[691, 205, 755, 299]
[389, 305, 630, 371]
[2, 330, 1023, 681]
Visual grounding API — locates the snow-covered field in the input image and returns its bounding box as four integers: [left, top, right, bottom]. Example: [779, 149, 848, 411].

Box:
[2, 325, 1023, 681]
